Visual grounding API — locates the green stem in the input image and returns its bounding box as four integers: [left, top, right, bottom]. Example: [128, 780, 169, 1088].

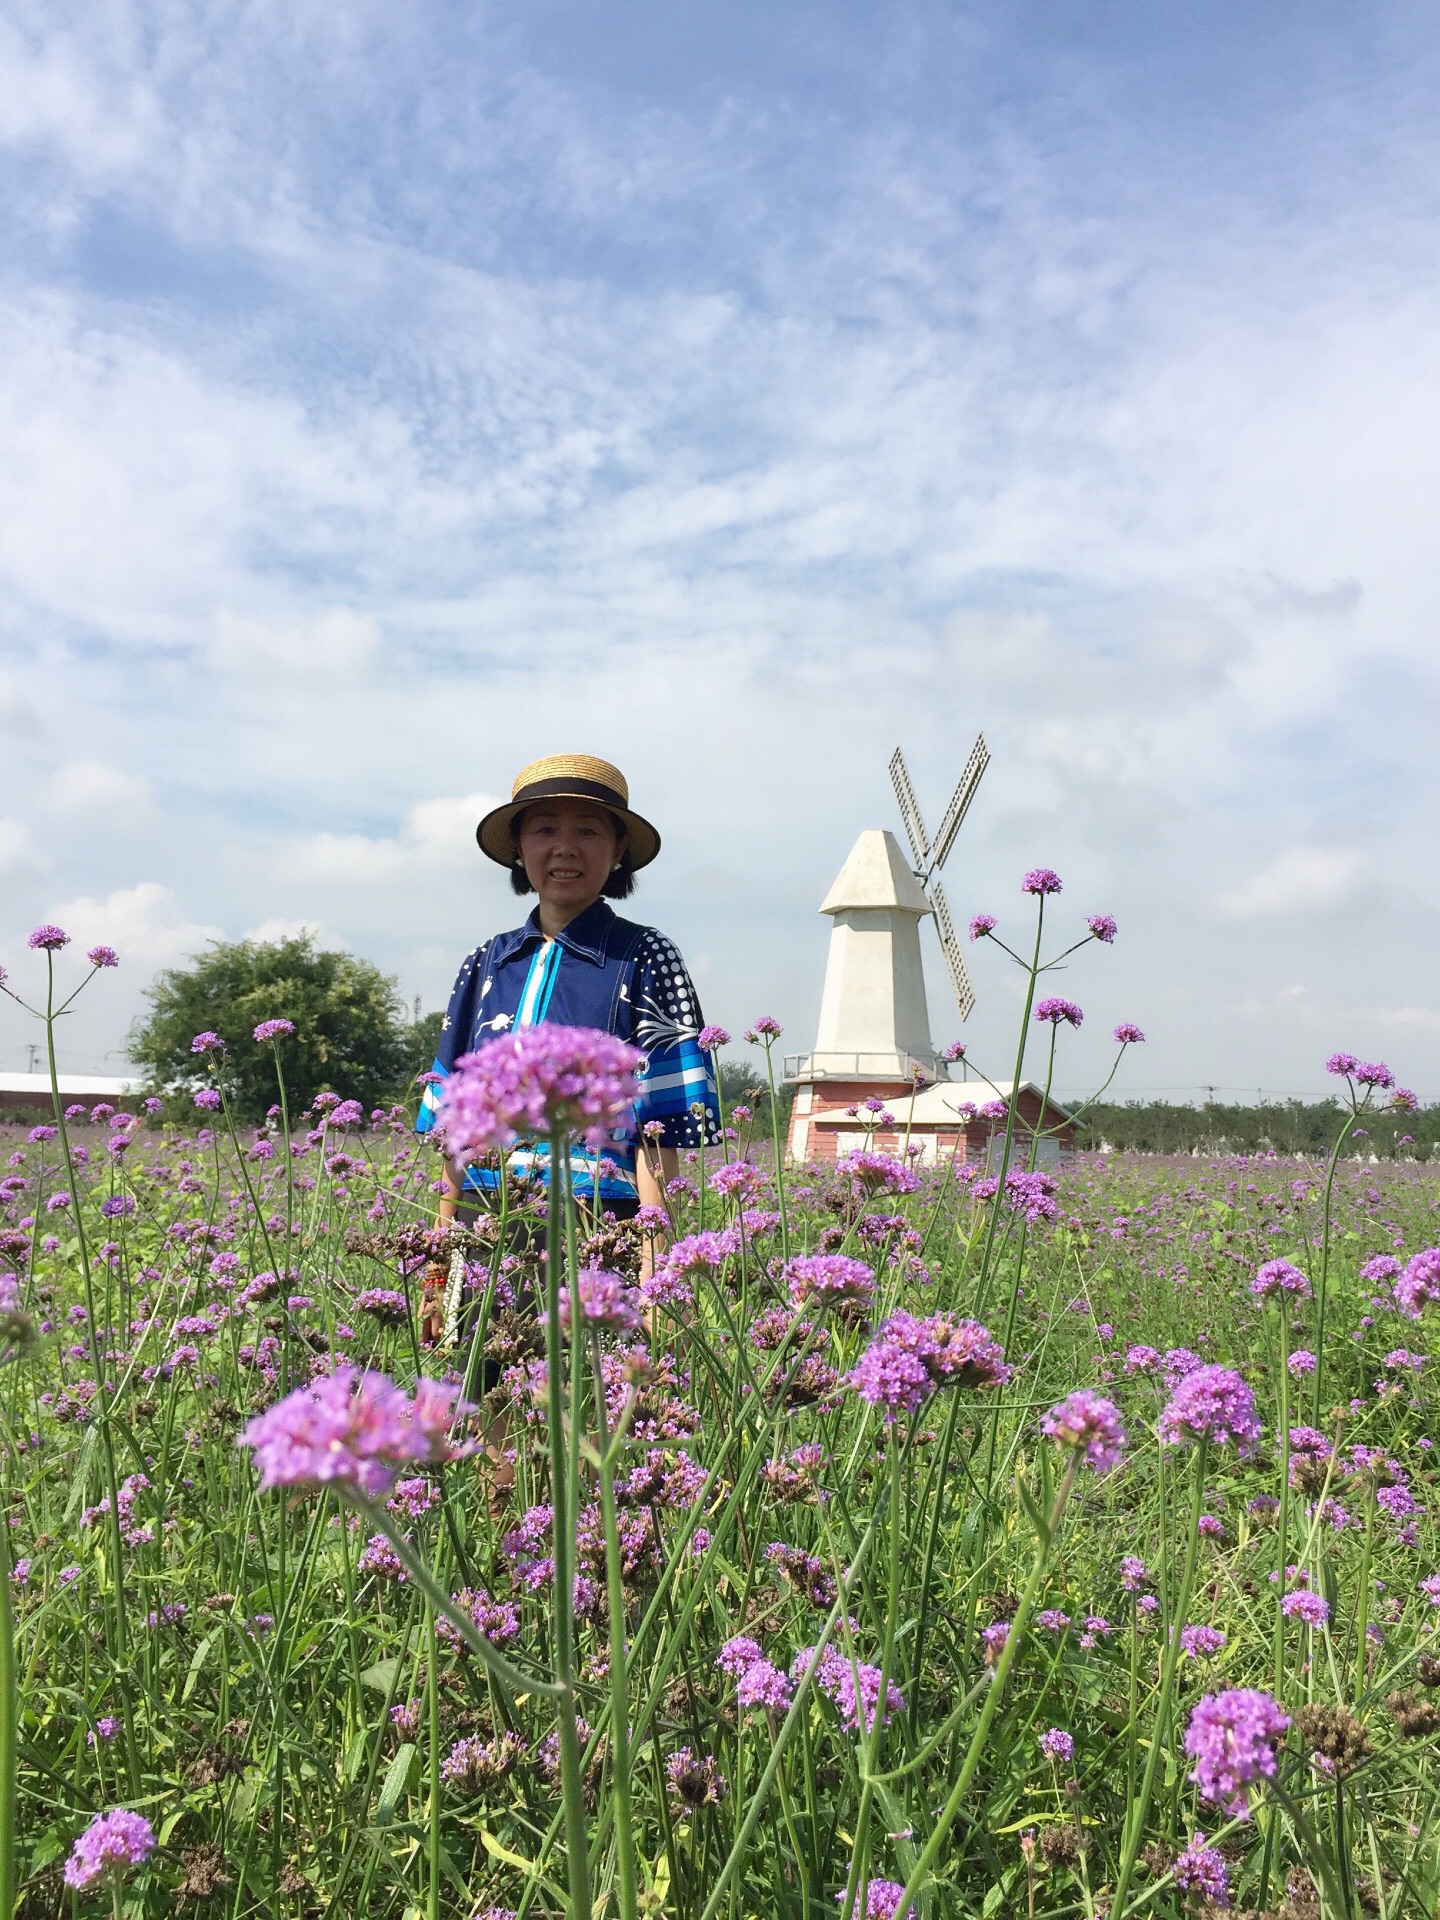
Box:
[1110, 1437, 1210, 1917]
[0, 1516, 15, 1920]
[544, 1126, 593, 1920]
[592, 1331, 638, 1920]
[1313, 1107, 1357, 1423]
[427, 1598, 441, 1920]
[1274, 1310, 1292, 1700]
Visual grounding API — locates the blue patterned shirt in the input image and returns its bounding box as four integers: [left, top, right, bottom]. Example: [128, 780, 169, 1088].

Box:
[416, 899, 721, 1203]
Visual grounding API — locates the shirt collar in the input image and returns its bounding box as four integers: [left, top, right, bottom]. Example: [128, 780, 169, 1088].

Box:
[508, 898, 615, 967]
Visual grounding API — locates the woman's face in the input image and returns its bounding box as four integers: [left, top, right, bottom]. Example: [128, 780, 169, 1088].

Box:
[516, 799, 624, 920]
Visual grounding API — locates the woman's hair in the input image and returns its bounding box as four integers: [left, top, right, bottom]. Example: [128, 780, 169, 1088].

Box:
[509, 808, 637, 900]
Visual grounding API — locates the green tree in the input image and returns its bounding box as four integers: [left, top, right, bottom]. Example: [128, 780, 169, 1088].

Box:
[129, 934, 415, 1123]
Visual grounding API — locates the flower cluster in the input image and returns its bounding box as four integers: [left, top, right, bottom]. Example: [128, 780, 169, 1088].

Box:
[64, 1808, 156, 1889]
[1041, 1390, 1127, 1474]
[1034, 996, 1083, 1028]
[1395, 1249, 1440, 1321]
[1158, 1365, 1262, 1455]
[785, 1253, 876, 1314]
[1184, 1688, 1291, 1816]
[436, 1025, 644, 1157]
[1251, 1258, 1311, 1300]
[239, 1367, 472, 1498]
[847, 1311, 1009, 1418]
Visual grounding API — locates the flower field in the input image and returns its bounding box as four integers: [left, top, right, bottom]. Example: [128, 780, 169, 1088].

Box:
[2, 920, 1438, 1920]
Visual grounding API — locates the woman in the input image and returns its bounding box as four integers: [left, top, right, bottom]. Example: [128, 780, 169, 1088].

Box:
[417, 753, 722, 1332]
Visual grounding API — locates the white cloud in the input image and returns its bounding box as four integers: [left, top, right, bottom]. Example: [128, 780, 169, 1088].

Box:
[46, 759, 153, 820]
[0, 817, 42, 877]
[39, 883, 222, 971]
[275, 793, 504, 886]
[242, 917, 329, 945]
[1368, 1005, 1440, 1033]
[209, 607, 383, 678]
[1217, 848, 1362, 920]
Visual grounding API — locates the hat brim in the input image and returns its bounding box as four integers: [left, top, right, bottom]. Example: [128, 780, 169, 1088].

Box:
[477, 784, 661, 870]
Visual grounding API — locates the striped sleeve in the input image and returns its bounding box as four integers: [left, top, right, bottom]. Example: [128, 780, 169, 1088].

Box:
[415, 940, 490, 1137]
[629, 931, 722, 1150]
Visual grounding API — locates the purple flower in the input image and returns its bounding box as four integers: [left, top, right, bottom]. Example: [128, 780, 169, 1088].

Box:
[1034, 996, 1083, 1028]
[86, 945, 119, 969]
[698, 1025, 730, 1051]
[1395, 1249, 1440, 1321]
[787, 1254, 876, 1312]
[355, 1288, 409, 1324]
[968, 913, 997, 940]
[252, 1018, 296, 1042]
[751, 1015, 783, 1038]
[328, 1099, 365, 1127]
[1251, 1259, 1311, 1301]
[1354, 1061, 1394, 1089]
[1419, 1574, 1440, 1606]
[1326, 1052, 1360, 1077]
[1173, 1832, 1230, 1907]
[666, 1747, 726, 1807]
[239, 1366, 468, 1499]
[1021, 868, 1062, 896]
[1184, 1688, 1290, 1817]
[193, 1088, 222, 1110]
[710, 1160, 766, 1200]
[1362, 1254, 1402, 1283]
[100, 1195, 135, 1219]
[27, 925, 70, 951]
[795, 1646, 905, 1730]
[558, 1267, 643, 1335]
[1124, 1344, 1160, 1374]
[836, 1150, 920, 1195]
[1389, 1086, 1419, 1112]
[1036, 1609, 1070, 1631]
[736, 1656, 793, 1712]
[1121, 1555, 1151, 1593]
[1112, 1022, 1146, 1045]
[1158, 1365, 1262, 1455]
[63, 1808, 156, 1889]
[837, 1881, 912, 1920]
[1180, 1625, 1226, 1659]
[940, 1040, 967, 1062]
[436, 1025, 643, 1156]
[1281, 1591, 1330, 1626]
[1040, 1727, 1074, 1761]
[1086, 914, 1117, 943]
[1287, 1349, 1317, 1377]
[1041, 1390, 1127, 1474]
[190, 1031, 224, 1053]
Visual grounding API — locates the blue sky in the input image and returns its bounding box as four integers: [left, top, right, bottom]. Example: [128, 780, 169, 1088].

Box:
[2, 0, 1439, 1102]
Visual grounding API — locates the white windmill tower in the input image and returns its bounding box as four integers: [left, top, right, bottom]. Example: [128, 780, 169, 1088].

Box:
[786, 735, 990, 1162]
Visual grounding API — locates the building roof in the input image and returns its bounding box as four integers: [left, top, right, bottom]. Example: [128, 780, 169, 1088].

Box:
[811, 1077, 1074, 1125]
[818, 829, 931, 916]
[0, 1072, 139, 1098]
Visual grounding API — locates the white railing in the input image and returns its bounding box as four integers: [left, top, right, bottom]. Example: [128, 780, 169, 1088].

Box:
[783, 1050, 947, 1084]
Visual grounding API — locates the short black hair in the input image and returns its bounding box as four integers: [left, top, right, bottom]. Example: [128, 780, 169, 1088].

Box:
[508, 806, 637, 899]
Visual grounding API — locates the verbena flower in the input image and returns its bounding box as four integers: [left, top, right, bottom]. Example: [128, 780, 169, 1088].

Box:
[27, 925, 70, 951]
[836, 1881, 911, 1920]
[941, 1040, 967, 1060]
[355, 1288, 409, 1324]
[1354, 1061, 1394, 1089]
[253, 1019, 296, 1042]
[1158, 1365, 1262, 1455]
[1327, 1052, 1360, 1077]
[1251, 1258, 1311, 1300]
[1173, 1832, 1230, 1907]
[836, 1150, 919, 1195]
[239, 1366, 469, 1498]
[1183, 1688, 1290, 1817]
[1281, 1591, 1330, 1626]
[1034, 997, 1083, 1028]
[86, 945, 119, 968]
[968, 914, 997, 940]
[1021, 868, 1062, 895]
[698, 1025, 730, 1050]
[1395, 1250, 1440, 1321]
[64, 1808, 155, 1889]
[666, 1747, 726, 1807]
[1112, 1022, 1145, 1045]
[437, 1025, 643, 1156]
[1180, 1625, 1226, 1658]
[558, 1267, 643, 1336]
[786, 1254, 876, 1313]
[190, 1031, 224, 1053]
[1040, 1727, 1074, 1761]
[1041, 1390, 1127, 1474]
[1086, 914, 1117, 942]
[1287, 1350, 1317, 1377]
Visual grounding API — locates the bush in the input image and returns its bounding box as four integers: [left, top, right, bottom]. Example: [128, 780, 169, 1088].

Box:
[128, 934, 417, 1123]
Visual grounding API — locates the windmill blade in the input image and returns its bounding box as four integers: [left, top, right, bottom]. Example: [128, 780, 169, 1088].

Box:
[930, 733, 990, 872]
[927, 877, 977, 1021]
[888, 747, 929, 869]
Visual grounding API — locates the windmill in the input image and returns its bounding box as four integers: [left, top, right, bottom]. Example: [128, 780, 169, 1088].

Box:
[888, 735, 990, 1022]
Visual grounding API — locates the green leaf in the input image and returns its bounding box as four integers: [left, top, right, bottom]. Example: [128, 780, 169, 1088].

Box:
[181, 1631, 216, 1703]
[373, 1743, 416, 1827]
[360, 1655, 402, 1694]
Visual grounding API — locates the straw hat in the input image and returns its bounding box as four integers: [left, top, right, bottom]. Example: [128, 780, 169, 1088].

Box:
[476, 754, 661, 870]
